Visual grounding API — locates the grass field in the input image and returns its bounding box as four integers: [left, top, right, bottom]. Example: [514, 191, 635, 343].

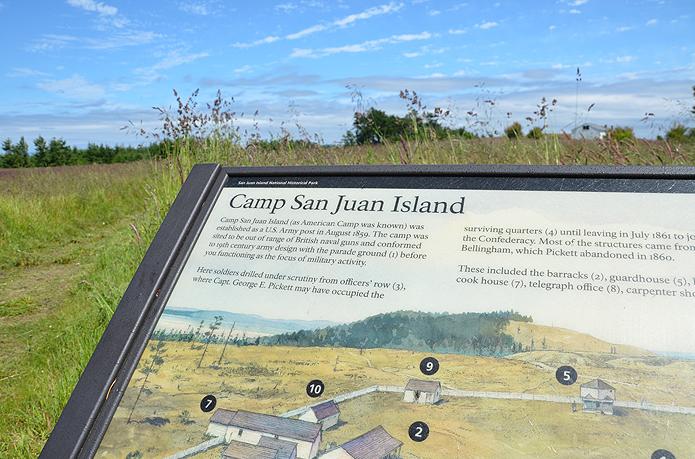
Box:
[96, 342, 695, 458]
[2, 136, 695, 457]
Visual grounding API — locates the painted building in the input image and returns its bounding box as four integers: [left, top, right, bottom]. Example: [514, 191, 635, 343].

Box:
[571, 123, 608, 140]
[258, 437, 299, 459]
[319, 426, 403, 459]
[222, 440, 292, 459]
[403, 379, 441, 404]
[580, 379, 615, 415]
[207, 409, 321, 459]
[299, 400, 341, 430]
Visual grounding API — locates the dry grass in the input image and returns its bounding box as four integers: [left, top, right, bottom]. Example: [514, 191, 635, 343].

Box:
[505, 321, 651, 356]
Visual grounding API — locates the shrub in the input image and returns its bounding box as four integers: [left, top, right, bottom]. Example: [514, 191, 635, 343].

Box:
[527, 127, 544, 139]
[608, 126, 635, 142]
[666, 124, 694, 143]
[504, 122, 523, 140]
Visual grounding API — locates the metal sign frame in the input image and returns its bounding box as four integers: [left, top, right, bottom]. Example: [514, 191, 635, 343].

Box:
[40, 163, 695, 458]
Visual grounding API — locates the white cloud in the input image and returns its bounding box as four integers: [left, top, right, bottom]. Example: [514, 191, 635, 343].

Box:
[233, 2, 403, 47]
[291, 31, 432, 58]
[401, 44, 447, 58]
[286, 24, 328, 40]
[179, 2, 213, 16]
[602, 55, 637, 64]
[66, 0, 117, 16]
[149, 51, 209, 72]
[428, 9, 441, 16]
[233, 64, 254, 75]
[448, 28, 467, 35]
[615, 55, 636, 63]
[646, 18, 658, 26]
[67, 0, 131, 28]
[424, 62, 443, 69]
[6, 67, 50, 78]
[29, 29, 157, 52]
[569, 8, 581, 14]
[447, 2, 468, 11]
[333, 2, 402, 27]
[476, 21, 498, 30]
[38, 74, 105, 100]
[28, 34, 78, 52]
[85, 30, 159, 49]
[549, 25, 557, 31]
[569, 0, 588, 5]
[122, 50, 210, 89]
[233, 35, 281, 48]
[275, 3, 298, 13]
[616, 26, 633, 32]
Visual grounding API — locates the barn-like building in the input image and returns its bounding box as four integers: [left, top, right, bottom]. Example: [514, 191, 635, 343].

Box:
[580, 379, 615, 415]
[403, 379, 441, 404]
[319, 426, 402, 459]
[571, 123, 608, 140]
[207, 408, 321, 459]
[299, 400, 341, 430]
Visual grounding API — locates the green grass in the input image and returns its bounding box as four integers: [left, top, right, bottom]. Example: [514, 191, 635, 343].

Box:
[1, 136, 694, 457]
[0, 297, 37, 317]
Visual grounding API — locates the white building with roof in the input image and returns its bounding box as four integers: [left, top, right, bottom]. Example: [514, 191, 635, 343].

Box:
[319, 426, 402, 459]
[571, 123, 608, 140]
[207, 408, 321, 459]
[299, 400, 341, 430]
[580, 379, 615, 415]
[403, 379, 441, 404]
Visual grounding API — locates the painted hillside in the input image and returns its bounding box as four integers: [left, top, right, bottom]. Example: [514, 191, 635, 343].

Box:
[261, 310, 533, 356]
[506, 320, 652, 356]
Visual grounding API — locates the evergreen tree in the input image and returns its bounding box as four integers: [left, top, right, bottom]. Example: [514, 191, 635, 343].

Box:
[2, 137, 31, 168]
[0, 138, 11, 168]
[33, 136, 49, 167]
[47, 138, 72, 165]
[197, 316, 223, 368]
[127, 340, 166, 423]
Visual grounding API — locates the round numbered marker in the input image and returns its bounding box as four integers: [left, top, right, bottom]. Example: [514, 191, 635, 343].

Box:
[306, 379, 325, 398]
[420, 357, 440, 376]
[555, 366, 578, 386]
[651, 449, 675, 459]
[408, 421, 430, 442]
[200, 394, 217, 413]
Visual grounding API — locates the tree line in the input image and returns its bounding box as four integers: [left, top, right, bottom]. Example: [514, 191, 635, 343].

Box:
[261, 310, 533, 357]
[0, 136, 163, 168]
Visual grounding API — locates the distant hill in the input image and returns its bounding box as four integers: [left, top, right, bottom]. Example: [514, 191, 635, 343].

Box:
[505, 320, 651, 356]
[261, 310, 532, 356]
[162, 308, 339, 335]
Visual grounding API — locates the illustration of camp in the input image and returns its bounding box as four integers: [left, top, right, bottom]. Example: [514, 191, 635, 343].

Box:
[580, 378, 616, 415]
[319, 426, 403, 459]
[207, 409, 322, 459]
[299, 400, 341, 430]
[403, 379, 441, 404]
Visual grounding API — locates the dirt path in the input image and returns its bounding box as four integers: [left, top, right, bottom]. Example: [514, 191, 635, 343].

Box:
[0, 219, 131, 383]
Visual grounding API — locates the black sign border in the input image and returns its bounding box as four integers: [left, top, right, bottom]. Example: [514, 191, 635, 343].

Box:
[40, 164, 695, 458]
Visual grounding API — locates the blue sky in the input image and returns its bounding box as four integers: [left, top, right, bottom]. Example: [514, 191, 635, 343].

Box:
[0, 0, 694, 146]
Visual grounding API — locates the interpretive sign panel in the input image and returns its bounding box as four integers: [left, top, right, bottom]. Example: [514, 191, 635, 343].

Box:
[43, 165, 695, 459]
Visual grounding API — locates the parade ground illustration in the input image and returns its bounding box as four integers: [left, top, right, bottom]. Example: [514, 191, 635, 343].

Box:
[96, 308, 695, 459]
